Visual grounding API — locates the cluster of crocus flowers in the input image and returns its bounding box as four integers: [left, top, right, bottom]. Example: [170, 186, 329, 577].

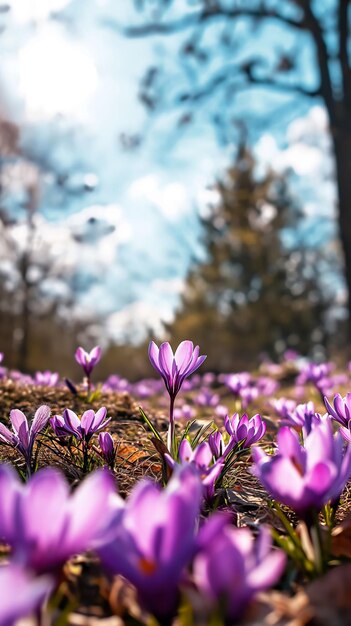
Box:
[209, 413, 265, 458]
[51, 407, 110, 442]
[148, 340, 206, 455]
[0, 459, 286, 625]
[165, 439, 224, 502]
[51, 407, 111, 472]
[252, 420, 351, 519]
[0, 406, 51, 476]
[33, 370, 60, 387]
[97, 464, 286, 623]
[224, 412, 266, 449]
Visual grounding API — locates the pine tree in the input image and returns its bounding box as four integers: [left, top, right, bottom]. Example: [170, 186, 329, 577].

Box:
[168, 143, 329, 371]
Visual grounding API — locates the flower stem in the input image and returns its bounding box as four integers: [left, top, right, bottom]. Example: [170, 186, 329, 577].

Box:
[87, 375, 91, 398]
[82, 439, 89, 473]
[306, 512, 326, 576]
[26, 461, 32, 480]
[167, 396, 176, 457]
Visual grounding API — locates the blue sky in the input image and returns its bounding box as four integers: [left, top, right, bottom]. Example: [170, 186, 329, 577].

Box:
[0, 0, 342, 344]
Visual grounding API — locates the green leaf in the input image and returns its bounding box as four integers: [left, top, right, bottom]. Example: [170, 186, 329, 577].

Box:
[191, 421, 215, 447]
[139, 406, 164, 442]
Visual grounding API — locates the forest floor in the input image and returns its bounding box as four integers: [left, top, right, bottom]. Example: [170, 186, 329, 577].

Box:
[2, 373, 351, 626]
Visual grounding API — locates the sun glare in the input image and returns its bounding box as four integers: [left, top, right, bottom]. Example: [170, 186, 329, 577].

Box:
[10, 0, 72, 22]
[18, 27, 98, 120]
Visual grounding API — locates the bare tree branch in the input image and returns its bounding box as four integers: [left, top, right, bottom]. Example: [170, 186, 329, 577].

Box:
[293, 0, 336, 120]
[177, 65, 321, 103]
[107, 7, 307, 38]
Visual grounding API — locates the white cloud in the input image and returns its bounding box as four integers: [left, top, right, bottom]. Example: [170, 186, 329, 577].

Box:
[129, 175, 189, 221]
[106, 301, 173, 344]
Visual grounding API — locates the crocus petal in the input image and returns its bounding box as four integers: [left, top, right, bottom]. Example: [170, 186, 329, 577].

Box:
[159, 343, 175, 380]
[30, 406, 51, 438]
[67, 468, 120, 551]
[258, 456, 305, 507]
[277, 427, 302, 459]
[63, 409, 81, 434]
[247, 550, 286, 590]
[0, 464, 21, 542]
[305, 461, 336, 496]
[178, 438, 193, 463]
[334, 394, 348, 422]
[340, 426, 351, 444]
[197, 512, 232, 549]
[185, 353, 207, 378]
[80, 410, 96, 434]
[16, 469, 71, 571]
[0, 564, 53, 626]
[148, 341, 161, 373]
[74, 347, 86, 367]
[174, 341, 194, 374]
[251, 446, 267, 464]
[0, 423, 17, 446]
[92, 407, 108, 429]
[90, 346, 102, 363]
[193, 442, 214, 468]
[10, 410, 29, 449]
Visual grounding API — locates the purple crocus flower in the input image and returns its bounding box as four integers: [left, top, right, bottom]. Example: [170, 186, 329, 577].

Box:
[223, 372, 251, 395]
[0, 464, 119, 575]
[297, 362, 334, 397]
[0, 564, 53, 626]
[98, 465, 203, 622]
[0, 406, 51, 475]
[284, 401, 323, 437]
[239, 386, 259, 408]
[165, 440, 224, 502]
[99, 431, 115, 466]
[215, 403, 229, 419]
[195, 389, 220, 408]
[51, 407, 110, 442]
[148, 341, 206, 454]
[257, 376, 280, 396]
[224, 413, 266, 449]
[148, 340, 206, 399]
[252, 421, 351, 518]
[270, 398, 297, 419]
[208, 431, 236, 460]
[34, 371, 60, 387]
[173, 403, 195, 421]
[324, 393, 351, 427]
[75, 346, 102, 379]
[325, 394, 351, 443]
[193, 521, 286, 622]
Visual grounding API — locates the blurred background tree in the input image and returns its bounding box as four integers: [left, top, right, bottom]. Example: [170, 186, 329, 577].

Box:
[0, 117, 91, 371]
[0, 2, 346, 377]
[168, 137, 330, 370]
[125, 0, 351, 340]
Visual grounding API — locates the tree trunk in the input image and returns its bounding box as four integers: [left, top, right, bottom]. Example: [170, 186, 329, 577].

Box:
[333, 127, 351, 342]
[17, 255, 31, 372]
